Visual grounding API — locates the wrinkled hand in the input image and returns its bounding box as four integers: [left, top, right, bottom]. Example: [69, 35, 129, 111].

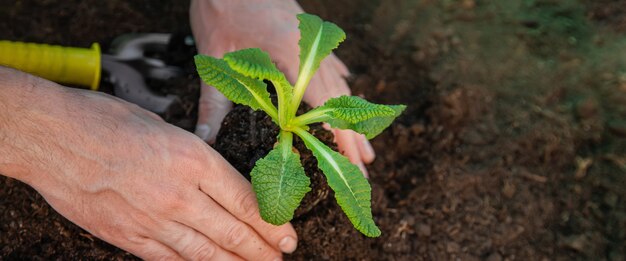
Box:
[190, 0, 375, 175]
[0, 70, 297, 260]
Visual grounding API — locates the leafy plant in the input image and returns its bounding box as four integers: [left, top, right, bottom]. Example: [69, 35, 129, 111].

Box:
[195, 13, 405, 237]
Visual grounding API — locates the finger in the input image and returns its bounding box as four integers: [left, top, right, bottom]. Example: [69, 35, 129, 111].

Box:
[330, 64, 352, 97]
[356, 134, 376, 164]
[303, 64, 346, 108]
[156, 220, 243, 261]
[174, 190, 282, 261]
[199, 151, 299, 254]
[316, 65, 337, 105]
[357, 160, 369, 178]
[125, 236, 183, 261]
[272, 46, 300, 85]
[332, 128, 369, 178]
[305, 60, 352, 107]
[302, 69, 326, 107]
[330, 54, 350, 78]
[195, 82, 233, 144]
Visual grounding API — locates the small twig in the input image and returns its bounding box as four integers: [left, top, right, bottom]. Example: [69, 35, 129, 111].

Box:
[602, 154, 626, 172]
[519, 171, 548, 183]
[575, 157, 593, 180]
[79, 232, 95, 242]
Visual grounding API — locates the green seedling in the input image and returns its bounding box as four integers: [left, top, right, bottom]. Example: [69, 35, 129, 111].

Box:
[194, 13, 405, 237]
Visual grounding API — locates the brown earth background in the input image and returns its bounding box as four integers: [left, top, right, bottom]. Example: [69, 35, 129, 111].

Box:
[1, 0, 625, 260]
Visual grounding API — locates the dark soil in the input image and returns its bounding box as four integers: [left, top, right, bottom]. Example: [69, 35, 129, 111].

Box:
[1, 0, 625, 260]
[213, 105, 333, 218]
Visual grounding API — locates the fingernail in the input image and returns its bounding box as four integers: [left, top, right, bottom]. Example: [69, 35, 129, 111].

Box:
[279, 236, 297, 254]
[194, 124, 211, 141]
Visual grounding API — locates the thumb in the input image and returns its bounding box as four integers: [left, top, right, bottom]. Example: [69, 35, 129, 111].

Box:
[194, 82, 233, 144]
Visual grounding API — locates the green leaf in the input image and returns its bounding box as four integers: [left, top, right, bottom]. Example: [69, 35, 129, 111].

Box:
[251, 131, 310, 225]
[224, 48, 285, 82]
[323, 96, 400, 123]
[224, 48, 293, 125]
[295, 96, 406, 139]
[296, 13, 345, 80]
[291, 13, 346, 111]
[194, 54, 277, 120]
[293, 128, 381, 237]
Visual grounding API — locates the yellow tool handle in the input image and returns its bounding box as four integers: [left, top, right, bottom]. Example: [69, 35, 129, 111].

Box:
[0, 41, 101, 90]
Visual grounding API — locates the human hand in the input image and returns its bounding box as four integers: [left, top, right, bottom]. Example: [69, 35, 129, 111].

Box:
[189, 0, 375, 175]
[0, 69, 297, 260]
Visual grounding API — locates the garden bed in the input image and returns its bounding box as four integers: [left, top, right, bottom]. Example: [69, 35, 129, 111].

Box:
[1, 0, 625, 260]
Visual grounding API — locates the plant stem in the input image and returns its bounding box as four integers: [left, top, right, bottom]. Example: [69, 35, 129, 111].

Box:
[274, 80, 291, 128]
[279, 130, 293, 156]
[290, 26, 324, 117]
[291, 108, 330, 126]
[291, 76, 309, 116]
[261, 102, 279, 122]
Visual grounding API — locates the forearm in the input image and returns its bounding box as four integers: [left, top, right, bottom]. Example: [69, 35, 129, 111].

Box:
[0, 66, 66, 183]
